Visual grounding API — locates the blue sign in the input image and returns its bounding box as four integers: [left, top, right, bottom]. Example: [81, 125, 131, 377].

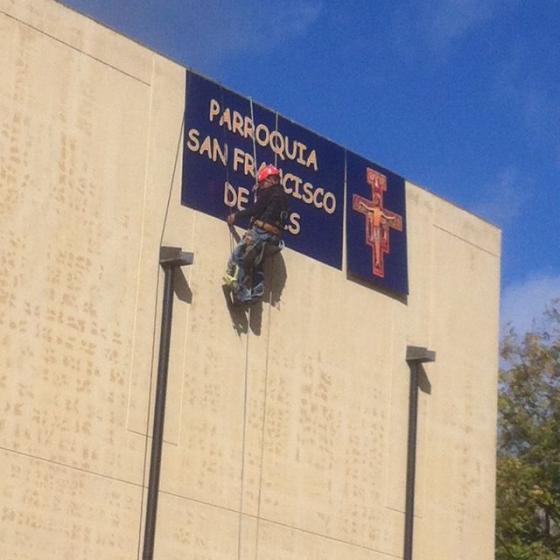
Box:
[182, 71, 409, 294]
[182, 71, 345, 269]
[346, 151, 408, 295]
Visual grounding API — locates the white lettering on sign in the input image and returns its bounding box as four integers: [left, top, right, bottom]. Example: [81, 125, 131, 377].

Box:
[191, 97, 342, 239]
[287, 212, 301, 235]
[188, 128, 338, 222]
[208, 99, 319, 172]
[282, 172, 336, 215]
[224, 182, 251, 211]
[186, 128, 228, 166]
[232, 148, 255, 177]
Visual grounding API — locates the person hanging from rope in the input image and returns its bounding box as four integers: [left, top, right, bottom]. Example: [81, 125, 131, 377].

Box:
[224, 164, 288, 304]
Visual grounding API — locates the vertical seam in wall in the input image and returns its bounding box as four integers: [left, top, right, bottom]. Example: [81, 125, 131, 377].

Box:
[176, 90, 190, 443]
[163, 113, 188, 448]
[253, 262, 276, 560]
[125, 61, 154, 437]
[132, 60, 185, 559]
[428, 200, 435, 352]
[413, 208, 438, 520]
[134, 54, 157, 560]
[383, 297, 399, 513]
[237, 311, 252, 559]
[247, 109, 281, 559]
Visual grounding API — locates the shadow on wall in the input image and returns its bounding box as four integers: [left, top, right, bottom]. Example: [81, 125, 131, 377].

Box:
[418, 364, 432, 395]
[173, 267, 193, 303]
[346, 271, 408, 306]
[223, 251, 288, 336]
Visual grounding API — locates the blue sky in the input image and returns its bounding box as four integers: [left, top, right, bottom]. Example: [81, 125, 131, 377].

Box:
[62, 0, 560, 335]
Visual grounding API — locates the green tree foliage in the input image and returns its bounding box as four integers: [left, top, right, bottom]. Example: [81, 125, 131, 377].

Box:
[496, 300, 560, 559]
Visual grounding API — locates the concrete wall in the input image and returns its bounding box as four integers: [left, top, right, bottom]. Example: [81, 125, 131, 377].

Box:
[0, 1, 501, 558]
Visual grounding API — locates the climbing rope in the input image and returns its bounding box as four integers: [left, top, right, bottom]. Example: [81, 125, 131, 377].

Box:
[249, 97, 259, 202]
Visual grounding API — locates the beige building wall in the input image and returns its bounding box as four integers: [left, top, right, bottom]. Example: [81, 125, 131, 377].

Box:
[0, 1, 501, 558]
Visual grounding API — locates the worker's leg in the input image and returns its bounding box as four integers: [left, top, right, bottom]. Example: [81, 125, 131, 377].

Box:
[250, 257, 266, 301]
[247, 231, 283, 302]
[228, 230, 261, 303]
[226, 229, 255, 288]
[227, 228, 282, 303]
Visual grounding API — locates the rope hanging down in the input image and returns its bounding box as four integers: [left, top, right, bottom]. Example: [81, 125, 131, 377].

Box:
[228, 96, 258, 244]
[250, 97, 258, 202]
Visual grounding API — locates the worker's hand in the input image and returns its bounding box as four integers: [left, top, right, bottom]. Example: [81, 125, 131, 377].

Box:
[227, 213, 236, 226]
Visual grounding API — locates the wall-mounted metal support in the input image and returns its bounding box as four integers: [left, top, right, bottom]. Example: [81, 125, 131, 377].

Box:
[142, 246, 194, 560]
[404, 345, 436, 560]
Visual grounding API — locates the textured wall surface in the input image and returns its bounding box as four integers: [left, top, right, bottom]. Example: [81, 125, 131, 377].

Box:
[0, 1, 501, 558]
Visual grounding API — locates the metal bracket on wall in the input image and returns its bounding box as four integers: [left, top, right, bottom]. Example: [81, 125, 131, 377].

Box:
[142, 246, 194, 560]
[406, 345, 436, 364]
[404, 344, 436, 560]
[159, 246, 194, 267]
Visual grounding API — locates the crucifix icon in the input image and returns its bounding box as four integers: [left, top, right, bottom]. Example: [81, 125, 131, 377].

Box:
[352, 168, 403, 278]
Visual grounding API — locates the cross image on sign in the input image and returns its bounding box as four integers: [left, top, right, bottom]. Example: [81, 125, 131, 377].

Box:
[346, 151, 408, 296]
[352, 168, 403, 278]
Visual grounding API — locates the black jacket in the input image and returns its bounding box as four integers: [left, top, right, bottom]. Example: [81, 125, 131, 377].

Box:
[234, 182, 288, 229]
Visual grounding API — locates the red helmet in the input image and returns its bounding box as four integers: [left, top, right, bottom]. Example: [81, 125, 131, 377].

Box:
[257, 164, 280, 183]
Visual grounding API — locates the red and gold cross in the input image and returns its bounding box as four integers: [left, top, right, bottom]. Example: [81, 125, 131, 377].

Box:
[352, 168, 403, 278]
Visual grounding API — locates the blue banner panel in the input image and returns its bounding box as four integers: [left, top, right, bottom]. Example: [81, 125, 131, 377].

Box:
[275, 114, 345, 268]
[182, 71, 345, 269]
[346, 151, 408, 295]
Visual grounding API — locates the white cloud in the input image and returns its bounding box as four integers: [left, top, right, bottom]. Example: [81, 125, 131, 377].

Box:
[176, 1, 323, 48]
[388, 0, 514, 63]
[268, 1, 324, 38]
[492, 49, 560, 162]
[471, 168, 531, 229]
[422, 0, 496, 47]
[501, 273, 560, 336]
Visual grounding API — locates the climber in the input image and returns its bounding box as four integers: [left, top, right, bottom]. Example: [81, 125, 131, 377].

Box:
[223, 164, 288, 304]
